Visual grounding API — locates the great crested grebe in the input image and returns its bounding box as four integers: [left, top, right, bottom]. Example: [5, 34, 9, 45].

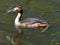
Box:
[6, 5, 49, 45]
[7, 5, 49, 32]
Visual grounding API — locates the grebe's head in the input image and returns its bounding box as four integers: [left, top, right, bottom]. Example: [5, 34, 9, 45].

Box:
[7, 6, 23, 13]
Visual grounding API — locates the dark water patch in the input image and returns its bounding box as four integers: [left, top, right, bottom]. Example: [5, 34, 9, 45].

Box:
[49, 13, 60, 18]
[21, 40, 34, 45]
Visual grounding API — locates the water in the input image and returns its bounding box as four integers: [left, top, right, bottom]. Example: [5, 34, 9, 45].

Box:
[0, 0, 60, 45]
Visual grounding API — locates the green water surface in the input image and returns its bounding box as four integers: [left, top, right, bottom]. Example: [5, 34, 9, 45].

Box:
[0, 0, 60, 45]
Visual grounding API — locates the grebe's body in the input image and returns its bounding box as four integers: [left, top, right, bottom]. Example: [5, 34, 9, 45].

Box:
[15, 12, 48, 29]
[7, 6, 49, 45]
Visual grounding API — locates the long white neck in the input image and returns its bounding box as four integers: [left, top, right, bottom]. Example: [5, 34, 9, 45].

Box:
[15, 13, 22, 26]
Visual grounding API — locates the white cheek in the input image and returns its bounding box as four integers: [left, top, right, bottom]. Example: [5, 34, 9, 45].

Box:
[14, 8, 17, 11]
